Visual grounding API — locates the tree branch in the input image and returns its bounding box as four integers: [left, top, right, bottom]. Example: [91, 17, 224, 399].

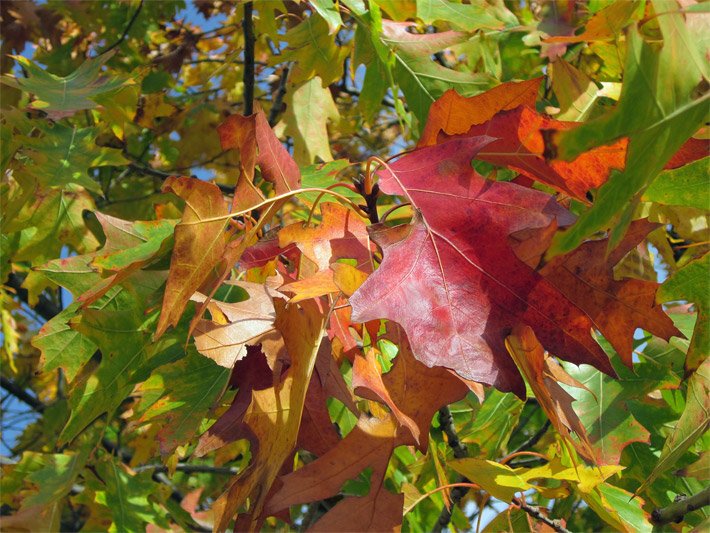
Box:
[433, 406, 470, 532]
[5, 273, 61, 322]
[0, 376, 45, 413]
[513, 497, 571, 533]
[126, 162, 235, 194]
[97, 0, 144, 56]
[652, 487, 710, 525]
[511, 419, 551, 455]
[268, 64, 290, 127]
[242, 2, 255, 116]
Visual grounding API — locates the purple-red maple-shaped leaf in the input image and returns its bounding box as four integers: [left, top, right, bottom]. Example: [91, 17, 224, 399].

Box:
[349, 138, 614, 396]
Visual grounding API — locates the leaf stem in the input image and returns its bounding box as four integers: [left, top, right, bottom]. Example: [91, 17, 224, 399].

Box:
[404, 482, 481, 515]
[180, 188, 369, 225]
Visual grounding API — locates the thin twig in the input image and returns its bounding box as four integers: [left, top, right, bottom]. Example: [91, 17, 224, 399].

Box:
[126, 162, 235, 194]
[513, 497, 571, 533]
[134, 463, 240, 476]
[510, 419, 551, 455]
[651, 486, 710, 525]
[97, 0, 144, 56]
[242, 2, 255, 115]
[338, 85, 397, 109]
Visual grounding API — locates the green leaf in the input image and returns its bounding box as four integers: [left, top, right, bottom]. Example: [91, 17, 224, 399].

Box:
[283, 77, 340, 165]
[299, 160, 359, 203]
[59, 272, 171, 443]
[549, 3, 710, 254]
[585, 483, 652, 532]
[416, 0, 518, 32]
[380, 21, 497, 127]
[33, 302, 98, 382]
[4, 185, 99, 266]
[19, 122, 129, 193]
[1, 450, 89, 507]
[449, 458, 532, 502]
[309, 0, 343, 34]
[2, 52, 131, 119]
[562, 358, 651, 465]
[133, 347, 230, 455]
[457, 388, 523, 458]
[657, 253, 709, 374]
[637, 358, 710, 494]
[91, 455, 170, 532]
[279, 16, 349, 86]
[551, 59, 603, 121]
[643, 157, 710, 210]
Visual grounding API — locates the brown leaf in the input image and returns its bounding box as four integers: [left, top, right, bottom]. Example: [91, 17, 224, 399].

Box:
[539, 219, 682, 367]
[192, 281, 285, 368]
[255, 109, 301, 194]
[363, 325, 471, 452]
[279, 202, 371, 302]
[155, 177, 230, 338]
[418, 79, 541, 147]
[353, 348, 420, 443]
[265, 415, 400, 514]
[217, 113, 263, 212]
[212, 299, 326, 532]
[194, 346, 274, 457]
[310, 484, 404, 532]
[298, 371, 342, 457]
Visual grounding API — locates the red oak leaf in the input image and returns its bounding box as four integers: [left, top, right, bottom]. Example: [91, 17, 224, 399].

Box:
[349, 138, 614, 396]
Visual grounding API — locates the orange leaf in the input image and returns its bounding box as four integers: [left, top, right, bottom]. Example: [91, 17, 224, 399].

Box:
[418, 78, 542, 147]
[505, 325, 596, 463]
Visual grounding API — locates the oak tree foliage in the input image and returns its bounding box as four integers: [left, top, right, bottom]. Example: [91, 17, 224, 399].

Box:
[1, 0, 708, 531]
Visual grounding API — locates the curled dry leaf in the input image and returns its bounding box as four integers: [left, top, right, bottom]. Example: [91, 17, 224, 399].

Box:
[212, 299, 327, 532]
[192, 280, 285, 369]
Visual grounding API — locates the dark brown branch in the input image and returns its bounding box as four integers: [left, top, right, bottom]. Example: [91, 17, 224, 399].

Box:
[511, 419, 551, 455]
[0, 376, 45, 413]
[5, 273, 61, 321]
[338, 85, 397, 109]
[97, 0, 144, 56]
[652, 487, 710, 525]
[126, 162, 235, 194]
[433, 406, 470, 532]
[513, 497, 571, 533]
[242, 2, 255, 115]
[438, 406, 467, 459]
[268, 64, 290, 126]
